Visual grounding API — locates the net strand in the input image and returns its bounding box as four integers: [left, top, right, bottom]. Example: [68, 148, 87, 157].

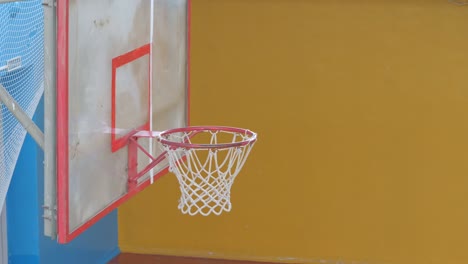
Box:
[160, 130, 255, 216]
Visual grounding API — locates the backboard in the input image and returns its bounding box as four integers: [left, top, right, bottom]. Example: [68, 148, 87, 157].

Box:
[56, 0, 190, 243]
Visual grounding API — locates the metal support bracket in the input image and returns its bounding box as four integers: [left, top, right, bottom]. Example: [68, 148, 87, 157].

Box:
[42, 205, 56, 222]
[127, 131, 166, 190]
[43, 0, 57, 239]
[0, 0, 57, 241]
[0, 84, 44, 149]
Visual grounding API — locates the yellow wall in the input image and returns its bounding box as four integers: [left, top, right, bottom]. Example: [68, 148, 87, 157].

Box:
[119, 1, 468, 263]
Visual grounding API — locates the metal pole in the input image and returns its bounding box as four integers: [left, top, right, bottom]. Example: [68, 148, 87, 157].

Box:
[0, 207, 7, 264]
[43, 0, 57, 239]
[0, 84, 44, 149]
[0, 102, 6, 264]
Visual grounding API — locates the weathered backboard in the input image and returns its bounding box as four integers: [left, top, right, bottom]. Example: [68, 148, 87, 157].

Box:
[56, 0, 190, 243]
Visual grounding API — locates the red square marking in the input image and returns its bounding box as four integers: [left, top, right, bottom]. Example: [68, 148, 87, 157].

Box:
[111, 44, 151, 152]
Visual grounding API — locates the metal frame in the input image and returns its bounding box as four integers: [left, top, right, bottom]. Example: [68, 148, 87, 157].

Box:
[0, 0, 57, 239]
[43, 0, 57, 239]
[0, 0, 53, 250]
[55, 0, 192, 244]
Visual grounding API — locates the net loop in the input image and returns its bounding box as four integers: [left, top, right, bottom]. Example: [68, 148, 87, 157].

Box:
[158, 126, 257, 216]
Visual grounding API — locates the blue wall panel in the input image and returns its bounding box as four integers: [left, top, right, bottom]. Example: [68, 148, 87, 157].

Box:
[6, 97, 120, 264]
[6, 109, 40, 264]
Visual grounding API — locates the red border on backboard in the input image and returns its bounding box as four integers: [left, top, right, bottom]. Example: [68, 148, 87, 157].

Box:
[56, 0, 192, 244]
[56, 0, 69, 244]
[111, 44, 151, 152]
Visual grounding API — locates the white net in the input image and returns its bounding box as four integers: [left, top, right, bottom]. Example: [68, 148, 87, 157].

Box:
[159, 128, 256, 216]
[0, 0, 44, 210]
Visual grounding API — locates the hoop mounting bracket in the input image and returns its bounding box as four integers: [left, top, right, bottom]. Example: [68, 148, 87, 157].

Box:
[126, 131, 165, 190]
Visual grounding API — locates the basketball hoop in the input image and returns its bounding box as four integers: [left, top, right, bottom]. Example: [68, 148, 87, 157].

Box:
[157, 126, 257, 216]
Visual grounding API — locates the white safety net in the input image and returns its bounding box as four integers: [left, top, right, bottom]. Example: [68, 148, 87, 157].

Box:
[0, 0, 44, 210]
[159, 129, 256, 216]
